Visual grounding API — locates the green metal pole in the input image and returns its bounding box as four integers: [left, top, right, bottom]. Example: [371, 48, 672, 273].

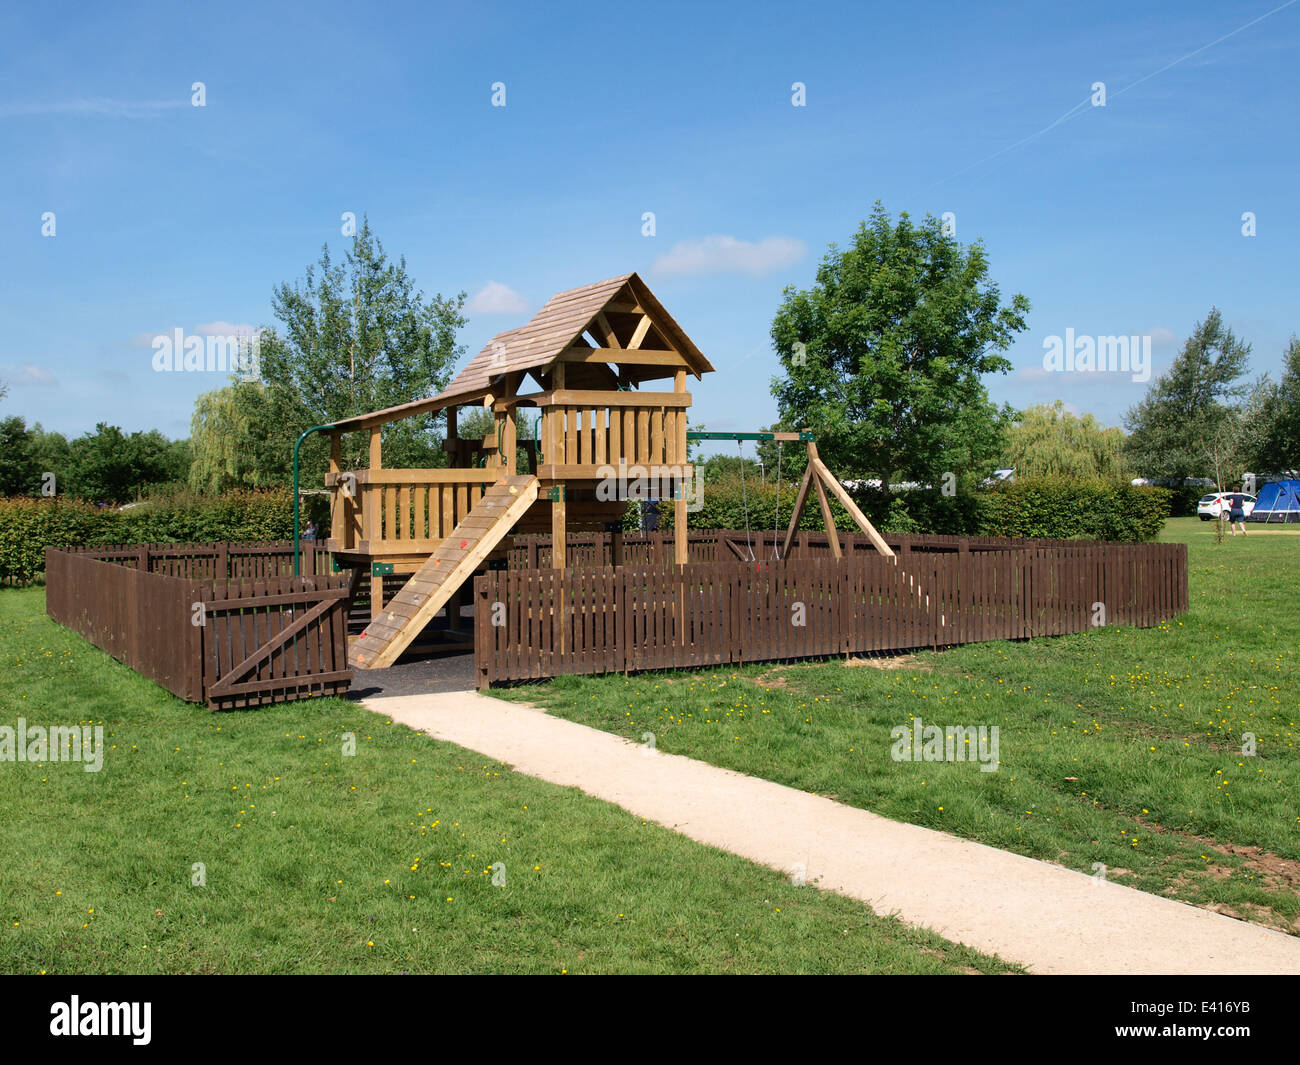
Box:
[293, 423, 338, 577]
[685, 430, 815, 442]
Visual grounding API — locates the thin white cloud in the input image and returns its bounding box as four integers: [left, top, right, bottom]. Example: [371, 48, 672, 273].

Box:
[466, 282, 529, 315]
[0, 97, 187, 119]
[4, 363, 56, 387]
[194, 321, 259, 337]
[132, 323, 259, 348]
[652, 235, 806, 279]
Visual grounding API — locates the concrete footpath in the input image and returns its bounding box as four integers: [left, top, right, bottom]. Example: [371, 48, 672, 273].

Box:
[365, 690, 1300, 975]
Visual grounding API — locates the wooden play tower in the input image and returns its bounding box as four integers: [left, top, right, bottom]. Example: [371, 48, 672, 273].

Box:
[322, 272, 894, 670]
[323, 273, 712, 667]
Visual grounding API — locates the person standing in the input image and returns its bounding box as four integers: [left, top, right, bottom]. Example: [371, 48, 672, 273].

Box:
[1228, 487, 1248, 536]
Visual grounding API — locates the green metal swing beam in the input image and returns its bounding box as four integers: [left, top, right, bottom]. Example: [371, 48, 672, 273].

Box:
[686, 430, 815, 442]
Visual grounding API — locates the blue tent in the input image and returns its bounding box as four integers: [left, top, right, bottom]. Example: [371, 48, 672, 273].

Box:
[1249, 480, 1300, 523]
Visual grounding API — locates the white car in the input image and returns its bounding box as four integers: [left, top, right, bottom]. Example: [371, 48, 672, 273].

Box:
[1197, 492, 1256, 520]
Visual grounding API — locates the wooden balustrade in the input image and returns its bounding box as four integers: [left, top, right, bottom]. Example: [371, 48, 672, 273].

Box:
[326, 469, 499, 554]
[536, 395, 690, 479]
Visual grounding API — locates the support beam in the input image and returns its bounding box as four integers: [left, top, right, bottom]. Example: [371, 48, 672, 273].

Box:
[628, 315, 652, 350]
[369, 427, 383, 470]
[812, 472, 842, 559]
[559, 347, 685, 366]
[809, 451, 895, 558]
[595, 311, 621, 349]
[782, 463, 816, 557]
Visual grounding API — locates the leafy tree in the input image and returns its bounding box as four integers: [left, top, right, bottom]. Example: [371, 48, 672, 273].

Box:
[255, 217, 467, 484]
[1003, 401, 1129, 482]
[0, 416, 40, 496]
[770, 203, 1027, 496]
[1124, 308, 1251, 482]
[1240, 336, 1300, 475]
[189, 380, 290, 493]
[27, 425, 72, 493]
[66, 424, 186, 503]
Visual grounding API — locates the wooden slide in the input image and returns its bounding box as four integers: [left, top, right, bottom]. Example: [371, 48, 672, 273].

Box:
[351, 475, 539, 670]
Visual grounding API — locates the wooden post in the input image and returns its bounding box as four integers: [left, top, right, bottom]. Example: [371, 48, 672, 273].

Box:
[673, 368, 689, 565]
[812, 473, 842, 559]
[502, 389, 518, 477]
[551, 491, 566, 570]
[782, 455, 816, 557]
[550, 362, 566, 468]
[368, 428, 383, 546]
[329, 434, 345, 544]
[371, 571, 384, 621]
[808, 446, 894, 559]
[552, 488, 566, 655]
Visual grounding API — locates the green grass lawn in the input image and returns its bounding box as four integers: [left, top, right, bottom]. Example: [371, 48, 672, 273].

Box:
[0, 585, 1016, 974]
[500, 518, 1300, 934]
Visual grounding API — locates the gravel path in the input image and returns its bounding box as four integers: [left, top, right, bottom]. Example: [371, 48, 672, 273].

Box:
[366, 690, 1300, 975]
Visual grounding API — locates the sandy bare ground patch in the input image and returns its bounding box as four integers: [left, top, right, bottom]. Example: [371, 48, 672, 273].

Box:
[368, 691, 1300, 975]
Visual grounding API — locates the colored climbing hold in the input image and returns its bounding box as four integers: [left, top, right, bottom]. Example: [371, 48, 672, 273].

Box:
[508, 486, 518, 495]
[460, 540, 468, 549]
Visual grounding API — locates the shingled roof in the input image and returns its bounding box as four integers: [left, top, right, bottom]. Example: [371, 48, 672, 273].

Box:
[327, 272, 713, 433]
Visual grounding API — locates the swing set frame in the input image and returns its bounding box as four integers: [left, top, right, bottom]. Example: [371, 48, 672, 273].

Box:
[684, 429, 895, 561]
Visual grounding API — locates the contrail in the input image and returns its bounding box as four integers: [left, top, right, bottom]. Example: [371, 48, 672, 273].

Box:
[927, 0, 1298, 189]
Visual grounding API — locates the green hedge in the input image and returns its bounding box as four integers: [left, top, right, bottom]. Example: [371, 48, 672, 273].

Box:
[3, 475, 1170, 584]
[655, 474, 1169, 544]
[975, 478, 1170, 541]
[0, 489, 319, 584]
[1166, 484, 1207, 518]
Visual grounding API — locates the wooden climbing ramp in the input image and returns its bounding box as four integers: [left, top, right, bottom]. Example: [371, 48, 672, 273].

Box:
[351, 475, 539, 669]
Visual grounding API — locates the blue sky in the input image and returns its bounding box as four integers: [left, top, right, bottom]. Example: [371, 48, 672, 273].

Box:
[2, 0, 1297, 457]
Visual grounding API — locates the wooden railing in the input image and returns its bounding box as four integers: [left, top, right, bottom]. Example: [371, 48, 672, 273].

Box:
[534, 392, 690, 479]
[326, 469, 499, 554]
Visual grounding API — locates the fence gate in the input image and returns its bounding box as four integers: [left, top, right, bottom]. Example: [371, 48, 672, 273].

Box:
[199, 575, 354, 709]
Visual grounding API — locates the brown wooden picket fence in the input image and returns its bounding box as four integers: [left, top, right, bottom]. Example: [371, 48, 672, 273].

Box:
[474, 539, 1188, 687]
[45, 542, 352, 709]
[504, 528, 1097, 568]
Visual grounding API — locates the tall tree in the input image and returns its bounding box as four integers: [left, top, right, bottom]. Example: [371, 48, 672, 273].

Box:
[1003, 401, 1129, 481]
[27, 424, 72, 493]
[1124, 308, 1251, 481]
[770, 203, 1027, 493]
[1240, 335, 1300, 475]
[0, 416, 40, 496]
[255, 217, 467, 482]
[66, 424, 187, 503]
[188, 380, 289, 493]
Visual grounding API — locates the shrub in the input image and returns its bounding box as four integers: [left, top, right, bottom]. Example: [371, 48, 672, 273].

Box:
[0, 488, 312, 583]
[659, 473, 1168, 543]
[0, 498, 120, 583]
[975, 478, 1170, 541]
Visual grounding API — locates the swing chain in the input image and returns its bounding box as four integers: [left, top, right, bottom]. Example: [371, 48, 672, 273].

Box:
[737, 438, 755, 561]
